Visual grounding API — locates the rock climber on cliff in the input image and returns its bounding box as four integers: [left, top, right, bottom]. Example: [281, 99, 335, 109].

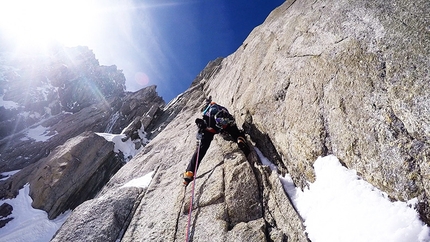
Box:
[183, 97, 250, 185]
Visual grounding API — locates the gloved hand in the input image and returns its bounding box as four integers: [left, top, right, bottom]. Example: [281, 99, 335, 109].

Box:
[195, 118, 207, 130]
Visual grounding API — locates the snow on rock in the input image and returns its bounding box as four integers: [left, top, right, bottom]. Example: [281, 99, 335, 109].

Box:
[0, 95, 19, 109]
[282, 155, 430, 242]
[0, 184, 70, 242]
[121, 171, 154, 189]
[96, 126, 148, 161]
[255, 147, 277, 171]
[0, 170, 20, 181]
[254, 150, 430, 241]
[21, 125, 57, 142]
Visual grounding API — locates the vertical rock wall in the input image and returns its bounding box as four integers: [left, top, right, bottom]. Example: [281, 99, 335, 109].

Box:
[203, 0, 429, 223]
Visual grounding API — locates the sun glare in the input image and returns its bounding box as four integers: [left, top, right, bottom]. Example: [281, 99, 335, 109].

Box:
[0, 0, 102, 50]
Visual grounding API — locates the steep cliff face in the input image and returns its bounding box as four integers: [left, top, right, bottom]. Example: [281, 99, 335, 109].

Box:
[1, 0, 429, 241]
[52, 0, 429, 241]
[203, 0, 430, 222]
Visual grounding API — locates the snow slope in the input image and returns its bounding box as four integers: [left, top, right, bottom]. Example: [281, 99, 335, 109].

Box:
[0, 184, 70, 242]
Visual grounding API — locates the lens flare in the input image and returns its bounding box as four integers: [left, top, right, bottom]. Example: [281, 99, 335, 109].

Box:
[134, 72, 150, 86]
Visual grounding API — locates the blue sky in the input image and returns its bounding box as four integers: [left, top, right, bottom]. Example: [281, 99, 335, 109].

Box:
[0, 0, 285, 102]
[111, 0, 285, 101]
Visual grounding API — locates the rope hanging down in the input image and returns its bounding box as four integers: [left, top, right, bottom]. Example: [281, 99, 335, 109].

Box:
[185, 132, 202, 242]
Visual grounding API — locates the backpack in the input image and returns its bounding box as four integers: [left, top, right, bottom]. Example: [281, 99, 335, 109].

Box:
[203, 102, 234, 128]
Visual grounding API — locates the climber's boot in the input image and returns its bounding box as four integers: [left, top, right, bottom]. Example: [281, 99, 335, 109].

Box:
[237, 136, 250, 156]
[183, 171, 194, 186]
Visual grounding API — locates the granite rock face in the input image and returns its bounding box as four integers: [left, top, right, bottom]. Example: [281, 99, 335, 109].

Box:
[202, 0, 430, 224]
[28, 131, 121, 219]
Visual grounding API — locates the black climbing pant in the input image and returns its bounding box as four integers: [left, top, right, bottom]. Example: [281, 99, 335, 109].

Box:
[186, 124, 249, 173]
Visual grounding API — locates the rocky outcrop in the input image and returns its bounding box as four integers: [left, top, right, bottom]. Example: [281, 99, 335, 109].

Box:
[0, 83, 165, 219]
[0, 203, 12, 228]
[0, 131, 122, 219]
[29, 131, 121, 219]
[106, 85, 165, 135]
[0, 86, 164, 173]
[51, 187, 143, 242]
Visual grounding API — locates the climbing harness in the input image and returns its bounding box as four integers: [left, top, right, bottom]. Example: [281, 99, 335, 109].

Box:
[185, 132, 202, 242]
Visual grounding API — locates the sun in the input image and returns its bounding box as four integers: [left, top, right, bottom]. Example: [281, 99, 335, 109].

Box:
[0, 0, 102, 50]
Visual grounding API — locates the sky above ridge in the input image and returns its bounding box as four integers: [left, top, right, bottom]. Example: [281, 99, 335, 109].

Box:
[0, 0, 285, 102]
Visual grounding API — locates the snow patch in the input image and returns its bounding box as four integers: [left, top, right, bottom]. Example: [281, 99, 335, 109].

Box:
[96, 126, 148, 161]
[0, 184, 70, 242]
[104, 111, 120, 133]
[293, 155, 430, 242]
[254, 147, 277, 171]
[254, 150, 430, 242]
[21, 125, 57, 142]
[0, 170, 20, 181]
[36, 82, 56, 102]
[121, 171, 154, 189]
[0, 94, 19, 109]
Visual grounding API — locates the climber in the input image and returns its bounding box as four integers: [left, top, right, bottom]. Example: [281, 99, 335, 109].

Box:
[183, 97, 250, 185]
